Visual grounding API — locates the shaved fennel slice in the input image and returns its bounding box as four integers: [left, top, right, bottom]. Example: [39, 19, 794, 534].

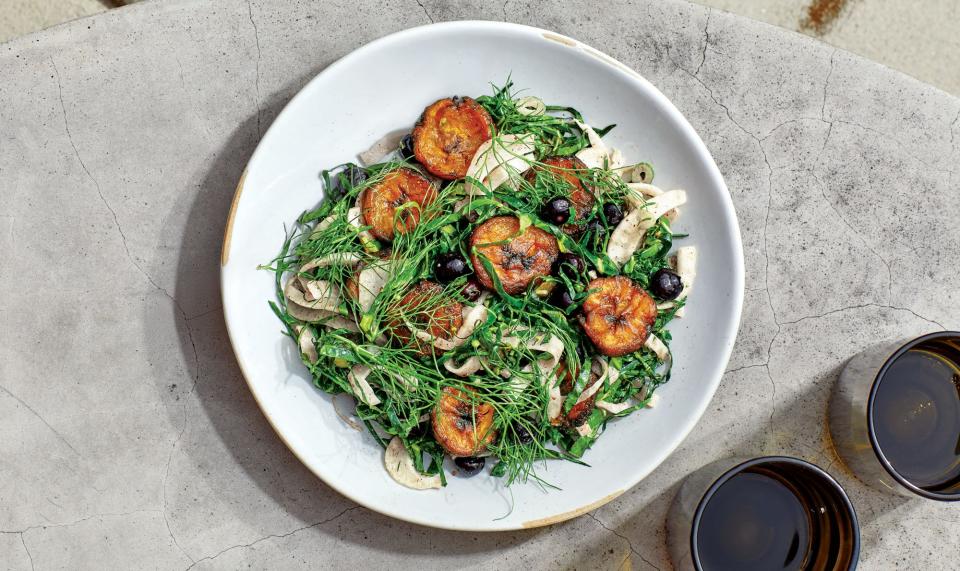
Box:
[528, 334, 565, 373]
[607, 189, 687, 265]
[505, 332, 565, 395]
[515, 96, 546, 116]
[465, 134, 536, 197]
[444, 356, 486, 377]
[347, 205, 376, 245]
[384, 437, 441, 490]
[302, 280, 341, 306]
[294, 325, 319, 364]
[596, 400, 632, 414]
[357, 261, 392, 313]
[299, 253, 362, 274]
[644, 334, 670, 361]
[547, 382, 564, 421]
[347, 364, 381, 407]
[284, 276, 342, 321]
[454, 293, 490, 342]
[625, 182, 665, 205]
[575, 423, 594, 437]
[574, 121, 623, 170]
[358, 130, 405, 165]
[674, 246, 698, 318]
[320, 315, 360, 332]
[308, 215, 337, 239]
[608, 147, 625, 170]
[285, 300, 331, 323]
[575, 357, 621, 405]
[575, 120, 606, 148]
[409, 294, 490, 352]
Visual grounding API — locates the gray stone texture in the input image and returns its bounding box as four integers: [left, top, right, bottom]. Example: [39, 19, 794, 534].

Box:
[1, 0, 958, 569]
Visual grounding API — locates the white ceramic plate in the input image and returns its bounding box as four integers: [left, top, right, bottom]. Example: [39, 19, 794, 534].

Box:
[221, 21, 743, 531]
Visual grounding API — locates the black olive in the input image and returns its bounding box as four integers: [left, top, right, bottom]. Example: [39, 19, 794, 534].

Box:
[434, 252, 470, 283]
[514, 423, 533, 445]
[540, 196, 572, 225]
[550, 285, 576, 309]
[454, 456, 485, 476]
[337, 163, 367, 187]
[586, 218, 606, 233]
[602, 203, 624, 226]
[408, 421, 429, 439]
[650, 268, 684, 300]
[399, 134, 416, 160]
[344, 164, 367, 188]
[461, 279, 482, 302]
[553, 253, 587, 277]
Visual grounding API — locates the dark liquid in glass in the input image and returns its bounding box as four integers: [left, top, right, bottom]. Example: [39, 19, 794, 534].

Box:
[873, 337, 960, 493]
[696, 462, 857, 570]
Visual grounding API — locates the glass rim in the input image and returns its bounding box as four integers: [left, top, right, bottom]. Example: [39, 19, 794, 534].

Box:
[689, 455, 860, 571]
[868, 330, 960, 501]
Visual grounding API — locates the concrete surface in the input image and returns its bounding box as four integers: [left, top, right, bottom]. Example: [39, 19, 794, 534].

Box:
[1, 0, 959, 569]
[691, 0, 960, 97]
[0, 0, 107, 43]
[3, 1, 958, 98]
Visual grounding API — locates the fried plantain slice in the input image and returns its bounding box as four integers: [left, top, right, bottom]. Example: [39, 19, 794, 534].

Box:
[360, 168, 437, 242]
[566, 395, 596, 427]
[582, 276, 657, 357]
[557, 361, 575, 395]
[525, 156, 595, 234]
[389, 280, 464, 357]
[413, 96, 494, 180]
[469, 215, 559, 295]
[344, 249, 393, 306]
[431, 386, 497, 456]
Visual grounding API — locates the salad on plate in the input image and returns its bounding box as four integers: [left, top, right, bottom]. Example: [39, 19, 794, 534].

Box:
[264, 80, 697, 490]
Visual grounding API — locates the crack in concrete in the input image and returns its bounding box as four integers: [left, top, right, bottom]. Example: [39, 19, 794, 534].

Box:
[724, 363, 767, 375]
[183, 506, 361, 570]
[3, 509, 162, 535]
[501, 0, 510, 21]
[415, 0, 435, 23]
[757, 117, 824, 143]
[162, 405, 194, 564]
[810, 170, 893, 301]
[247, 0, 262, 138]
[674, 46, 789, 381]
[764, 364, 777, 429]
[757, 144, 775, 298]
[778, 302, 946, 330]
[832, 118, 951, 174]
[186, 306, 222, 321]
[175, 56, 186, 92]
[53, 58, 138, 283]
[586, 513, 661, 571]
[951, 108, 960, 187]
[951, 108, 960, 152]
[820, 118, 834, 155]
[51, 58, 201, 388]
[52, 56, 201, 561]
[0, 384, 78, 456]
[821, 49, 837, 122]
[20, 532, 35, 571]
[693, 8, 711, 77]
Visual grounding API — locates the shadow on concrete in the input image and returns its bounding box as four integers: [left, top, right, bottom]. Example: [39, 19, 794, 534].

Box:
[153, 89, 558, 560]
